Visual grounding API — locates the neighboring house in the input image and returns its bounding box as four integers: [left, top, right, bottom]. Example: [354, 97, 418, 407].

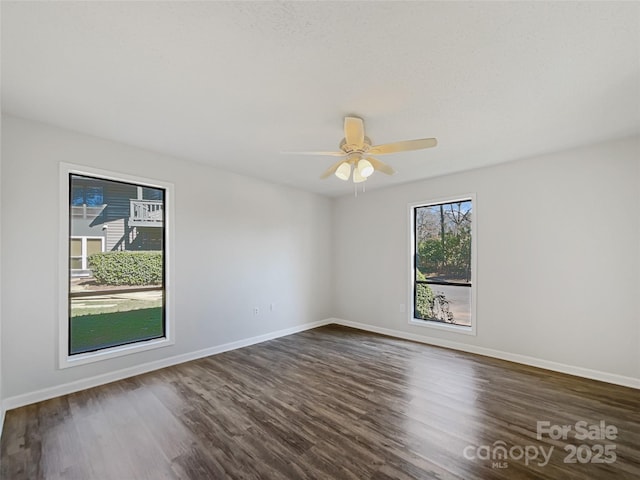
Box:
[70, 175, 164, 276]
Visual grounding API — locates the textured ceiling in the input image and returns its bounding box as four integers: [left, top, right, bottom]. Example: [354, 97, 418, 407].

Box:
[2, 1, 639, 197]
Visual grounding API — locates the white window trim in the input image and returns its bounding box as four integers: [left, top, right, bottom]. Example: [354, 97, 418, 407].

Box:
[59, 163, 175, 369]
[408, 193, 477, 336]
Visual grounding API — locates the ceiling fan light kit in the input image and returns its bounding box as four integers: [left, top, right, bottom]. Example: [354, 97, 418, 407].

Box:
[353, 167, 366, 183]
[286, 116, 437, 191]
[357, 158, 374, 178]
[335, 162, 351, 181]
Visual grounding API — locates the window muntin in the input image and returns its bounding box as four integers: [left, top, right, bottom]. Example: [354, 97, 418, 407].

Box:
[68, 174, 166, 355]
[412, 198, 473, 328]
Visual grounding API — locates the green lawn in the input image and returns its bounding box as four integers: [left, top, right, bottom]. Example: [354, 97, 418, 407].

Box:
[70, 307, 164, 354]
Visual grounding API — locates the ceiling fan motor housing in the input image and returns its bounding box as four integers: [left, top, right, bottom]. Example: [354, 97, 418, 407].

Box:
[339, 136, 372, 154]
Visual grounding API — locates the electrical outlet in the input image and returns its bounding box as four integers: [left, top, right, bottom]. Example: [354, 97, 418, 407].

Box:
[270, 303, 275, 312]
[399, 303, 406, 313]
[253, 307, 259, 315]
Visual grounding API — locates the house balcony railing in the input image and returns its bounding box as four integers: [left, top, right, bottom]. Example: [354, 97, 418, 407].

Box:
[129, 199, 163, 227]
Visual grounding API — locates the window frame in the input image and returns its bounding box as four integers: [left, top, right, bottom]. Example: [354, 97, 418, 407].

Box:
[408, 194, 477, 336]
[59, 163, 175, 369]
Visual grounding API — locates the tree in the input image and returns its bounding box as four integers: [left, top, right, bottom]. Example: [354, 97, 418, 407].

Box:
[416, 201, 471, 282]
[418, 239, 444, 273]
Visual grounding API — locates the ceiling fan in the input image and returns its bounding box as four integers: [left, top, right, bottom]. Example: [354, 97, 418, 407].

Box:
[287, 116, 437, 183]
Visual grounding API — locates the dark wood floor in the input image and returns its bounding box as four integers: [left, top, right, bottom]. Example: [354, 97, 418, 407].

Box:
[1, 325, 639, 479]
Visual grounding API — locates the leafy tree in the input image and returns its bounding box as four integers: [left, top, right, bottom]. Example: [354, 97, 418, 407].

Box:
[416, 201, 471, 282]
[418, 238, 444, 273]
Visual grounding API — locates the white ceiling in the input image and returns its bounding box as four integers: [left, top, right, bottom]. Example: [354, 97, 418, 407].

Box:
[2, 1, 639, 197]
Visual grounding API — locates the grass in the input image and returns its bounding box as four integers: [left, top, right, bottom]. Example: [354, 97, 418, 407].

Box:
[70, 307, 164, 354]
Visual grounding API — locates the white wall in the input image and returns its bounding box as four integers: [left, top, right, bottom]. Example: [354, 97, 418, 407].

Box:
[0, 113, 3, 426]
[1, 114, 638, 408]
[1, 115, 332, 400]
[333, 137, 640, 383]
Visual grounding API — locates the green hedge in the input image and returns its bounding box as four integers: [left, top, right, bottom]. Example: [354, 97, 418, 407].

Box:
[88, 251, 163, 286]
[415, 269, 435, 319]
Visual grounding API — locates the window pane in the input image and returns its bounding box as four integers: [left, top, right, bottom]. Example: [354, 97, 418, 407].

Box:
[415, 200, 472, 283]
[86, 238, 103, 256]
[70, 238, 82, 256]
[69, 174, 165, 355]
[415, 284, 471, 326]
[70, 292, 164, 354]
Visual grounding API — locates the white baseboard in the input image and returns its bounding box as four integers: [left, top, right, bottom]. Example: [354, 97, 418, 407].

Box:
[330, 318, 640, 390]
[3, 318, 333, 411]
[4, 316, 637, 413]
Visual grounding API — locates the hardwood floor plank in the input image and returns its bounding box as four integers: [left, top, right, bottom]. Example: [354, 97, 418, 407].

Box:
[1, 325, 638, 479]
[72, 383, 178, 480]
[37, 397, 92, 480]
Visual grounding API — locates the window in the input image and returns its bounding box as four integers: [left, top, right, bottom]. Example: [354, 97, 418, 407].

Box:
[410, 196, 476, 334]
[70, 236, 105, 272]
[60, 164, 174, 367]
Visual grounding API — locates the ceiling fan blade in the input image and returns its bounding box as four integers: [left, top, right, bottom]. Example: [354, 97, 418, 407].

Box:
[368, 138, 437, 155]
[366, 157, 396, 176]
[320, 159, 347, 179]
[344, 116, 365, 147]
[282, 151, 345, 157]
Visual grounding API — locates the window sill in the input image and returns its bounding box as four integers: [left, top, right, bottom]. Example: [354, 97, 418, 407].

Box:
[60, 336, 174, 369]
[409, 318, 476, 336]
